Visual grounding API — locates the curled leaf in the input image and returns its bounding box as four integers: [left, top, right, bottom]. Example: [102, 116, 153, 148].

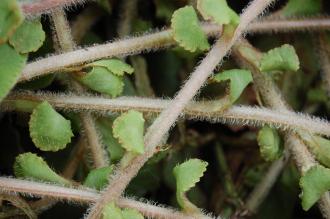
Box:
[300, 165, 330, 210]
[171, 6, 210, 52]
[87, 59, 134, 76]
[260, 44, 300, 72]
[29, 101, 73, 151]
[197, 0, 239, 26]
[113, 110, 145, 154]
[80, 66, 124, 97]
[257, 126, 282, 161]
[0, 44, 27, 102]
[9, 19, 45, 54]
[173, 159, 208, 212]
[213, 69, 253, 103]
[84, 166, 113, 190]
[14, 153, 71, 185]
[0, 0, 23, 44]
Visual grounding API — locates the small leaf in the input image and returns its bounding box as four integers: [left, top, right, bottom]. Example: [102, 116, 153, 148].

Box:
[29, 101, 73, 151]
[87, 59, 134, 76]
[14, 153, 71, 185]
[213, 69, 253, 103]
[171, 6, 210, 52]
[80, 67, 124, 97]
[281, 0, 322, 17]
[122, 208, 144, 219]
[102, 202, 123, 219]
[84, 166, 113, 190]
[9, 19, 45, 54]
[173, 159, 208, 211]
[260, 44, 300, 72]
[0, 44, 27, 102]
[113, 110, 145, 154]
[300, 165, 330, 210]
[0, 0, 23, 44]
[257, 126, 282, 161]
[197, 0, 239, 26]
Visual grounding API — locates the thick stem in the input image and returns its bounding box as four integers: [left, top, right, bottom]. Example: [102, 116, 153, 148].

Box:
[0, 178, 210, 219]
[85, 1, 277, 218]
[19, 17, 330, 83]
[4, 92, 330, 137]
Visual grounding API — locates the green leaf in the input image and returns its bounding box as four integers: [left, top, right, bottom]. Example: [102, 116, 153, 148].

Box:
[0, 0, 23, 44]
[9, 19, 45, 54]
[213, 69, 253, 103]
[122, 208, 144, 219]
[300, 165, 330, 210]
[14, 153, 71, 185]
[173, 159, 208, 212]
[171, 6, 210, 52]
[87, 59, 134, 76]
[113, 110, 145, 154]
[84, 166, 113, 190]
[281, 0, 322, 17]
[102, 202, 123, 219]
[0, 44, 27, 102]
[257, 126, 282, 162]
[197, 0, 239, 26]
[29, 101, 73, 151]
[299, 134, 330, 168]
[80, 67, 124, 97]
[260, 44, 300, 72]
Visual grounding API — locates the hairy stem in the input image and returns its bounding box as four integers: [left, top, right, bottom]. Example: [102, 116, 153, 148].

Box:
[233, 40, 330, 218]
[317, 32, 330, 96]
[85, 1, 277, 218]
[50, 8, 109, 168]
[0, 178, 211, 219]
[19, 17, 330, 83]
[21, 0, 87, 16]
[4, 92, 330, 137]
[0, 193, 37, 219]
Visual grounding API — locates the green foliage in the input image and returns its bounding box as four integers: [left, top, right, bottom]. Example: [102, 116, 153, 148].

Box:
[197, 0, 239, 26]
[87, 59, 134, 76]
[29, 101, 73, 151]
[213, 69, 253, 103]
[80, 67, 124, 97]
[171, 6, 210, 52]
[260, 44, 300, 72]
[0, 0, 23, 44]
[257, 126, 282, 161]
[102, 202, 144, 219]
[84, 166, 113, 190]
[173, 159, 208, 212]
[300, 165, 330, 211]
[9, 19, 45, 54]
[281, 0, 322, 17]
[14, 153, 71, 185]
[0, 43, 27, 101]
[113, 110, 145, 154]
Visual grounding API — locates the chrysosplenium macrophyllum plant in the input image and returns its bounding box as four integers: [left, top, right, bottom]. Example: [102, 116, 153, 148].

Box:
[2, 0, 330, 218]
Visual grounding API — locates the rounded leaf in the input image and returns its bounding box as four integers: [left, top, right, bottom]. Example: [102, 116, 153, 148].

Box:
[122, 208, 144, 219]
[102, 202, 123, 219]
[84, 166, 113, 190]
[257, 126, 282, 161]
[197, 0, 239, 26]
[87, 59, 134, 76]
[281, 0, 321, 17]
[260, 44, 300, 72]
[171, 6, 209, 52]
[29, 101, 73, 151]
[113, 110, 145, 154]
[213, 69, 253, 103]
[0, 0, 23, 44]
[9, 19, 46, 53]
[14, 152, 71, 185]
[80, 67, 124, 97]
[0, 43, 27, 101]
[300, 165, 330, 210]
